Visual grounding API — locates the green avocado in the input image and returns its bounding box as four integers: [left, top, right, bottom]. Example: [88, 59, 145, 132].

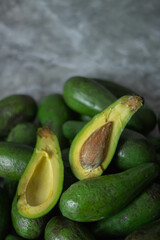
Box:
[113, 129, 156, 170]
[45, 216, 96, 240]
[0, 187, 10, 239]
[3, 178, 18, 201]
[59, 163, 159, 222]
[17, 127, 64, 219]
[38, 93, 73, 148]
[62, 120, 87, 140]
[12, 195, 46, 239]
[7, 122, 37, 147]
[93, 183, 160, 237]
[95, 79, 157, 133]
[147, 136, 160, 153]
[5, 235, 24, 240]
[0, 142, 33, 180]
[69, 95, 143, 180]
[0, 94, 37, 138]
[63, 76, 116, 117]
[125, 218, 160, 240]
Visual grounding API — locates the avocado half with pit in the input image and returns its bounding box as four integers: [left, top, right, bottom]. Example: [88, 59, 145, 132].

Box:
[17, 127, 64, 219]
[70, 95, 144, 180]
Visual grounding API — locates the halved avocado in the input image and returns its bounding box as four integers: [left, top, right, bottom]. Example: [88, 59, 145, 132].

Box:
[17, 127, 64, 219]
[70, 95, 144, 180]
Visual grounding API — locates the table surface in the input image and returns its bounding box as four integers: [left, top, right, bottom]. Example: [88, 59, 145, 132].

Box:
[0, 0, 160, 135]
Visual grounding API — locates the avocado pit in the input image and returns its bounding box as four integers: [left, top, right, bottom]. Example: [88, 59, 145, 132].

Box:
[80, 122, 113, 170]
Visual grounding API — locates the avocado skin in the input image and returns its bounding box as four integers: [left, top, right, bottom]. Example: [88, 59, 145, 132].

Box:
[3, 178, 18, 201]
[38, 94, 72, 148]
[5, 235, 24, 240]
[95, 79, 156, 133]
[0, 142, 33, 180]
[0, 188, 10, 239]
[147, 136, 160, 153]
[63, 76, 116, 117]
[59, 163, 159, 222]
[45, 216, 95, 240]
[12, 195, 46, 239]
[0, 94, 37, 137]
[62, 120, 87, 140]
[114, 129, 156, 170]
[125, 218, 160, 240]
[7, 122, 37, 147]
[93, 183, 160, 237]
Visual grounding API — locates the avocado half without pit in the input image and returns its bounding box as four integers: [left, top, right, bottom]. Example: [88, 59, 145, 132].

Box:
[17, 127, 64, 219]
[70, 95, 144, 180]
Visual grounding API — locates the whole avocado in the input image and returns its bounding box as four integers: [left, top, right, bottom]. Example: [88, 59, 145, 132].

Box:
[45, 216, 96, 240]
[0, 94, 37, 137]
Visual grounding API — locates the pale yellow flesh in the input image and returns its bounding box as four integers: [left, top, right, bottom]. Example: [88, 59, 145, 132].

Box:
[17, 129, 63, 218]
[70, 96, 143, 180]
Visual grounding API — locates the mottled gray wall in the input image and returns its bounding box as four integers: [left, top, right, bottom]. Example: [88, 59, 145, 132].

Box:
[0, 1, 160, 118]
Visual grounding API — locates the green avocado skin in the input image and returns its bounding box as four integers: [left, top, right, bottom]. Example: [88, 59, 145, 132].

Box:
[0, 188, 10, 239]
[95, 79, 156, 133]
[5, 235, 24, 240]
[93, 183, 160, 237]
[38, 94, 72, 148]
[125, 218, 160, 240]
[45, 216, 95, 240]
[7, 122, 37, 147]
[63, 76, 116, 117]
[0, 142, 33, 180]
[114, 129, 156, 170]
[12, 195, 46, 239]
[3, 178, 18, 201]
[59, 163, 159, 222]
[0, 94, 37, 137]
[62, 120, 87, 140]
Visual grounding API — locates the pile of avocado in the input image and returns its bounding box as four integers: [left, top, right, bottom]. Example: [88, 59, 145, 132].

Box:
[0, 77, 160, 240]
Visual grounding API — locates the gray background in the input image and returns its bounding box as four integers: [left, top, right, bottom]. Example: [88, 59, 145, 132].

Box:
[0, 0, 160, 133]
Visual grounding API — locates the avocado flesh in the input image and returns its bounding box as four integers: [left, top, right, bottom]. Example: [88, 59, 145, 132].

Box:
[70, 95, 143, 180]
[17, 127, 64, 219]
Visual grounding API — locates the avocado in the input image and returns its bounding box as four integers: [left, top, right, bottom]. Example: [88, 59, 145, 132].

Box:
[93, 183, 160, 237]
[12, 195, 46, 239]
[63, 76, 116, 117]
[7, 122, 37, 147]
[5, 235, 24, 240]
[113, 129, 156, 170]
[38, 93, 72, 148]
[0, 94, 37, 137]
[61, 148, 77, 191]
[0, 142, 33, 180]
[69, 95, 143, 180]
[45, 216, 96, 240]
[125, 218, 160, 240]
[17, 127, 64, 219]
[3, 178, 18, 201]
[0, 187, 10, 239]
[62, 120, 87, 140]
[96, 78, 157, 133]
[59, 162, 159, 222]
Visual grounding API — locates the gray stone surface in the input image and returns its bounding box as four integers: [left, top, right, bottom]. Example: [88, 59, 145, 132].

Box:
[0, 0, 160, 134]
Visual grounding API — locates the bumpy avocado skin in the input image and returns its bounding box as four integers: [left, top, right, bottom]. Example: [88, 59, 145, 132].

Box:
[62, 120, 87, 140]
[12, 195, 46, 239]
[93, 183, 160, 237]
[45, 216, 95, 240]
[7, 122, 37, 147]
[0, 142, 33, 180]
[125, 218, 160, 240]
[0, 94, 37, 137]
[0, 188, 10, 239]
[63, 76, 116, 117]
[5, 235, 24, 240]
[59, 163, 159, 222]
[114, 129, 156, 170]
[38, 94, 72, 148]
